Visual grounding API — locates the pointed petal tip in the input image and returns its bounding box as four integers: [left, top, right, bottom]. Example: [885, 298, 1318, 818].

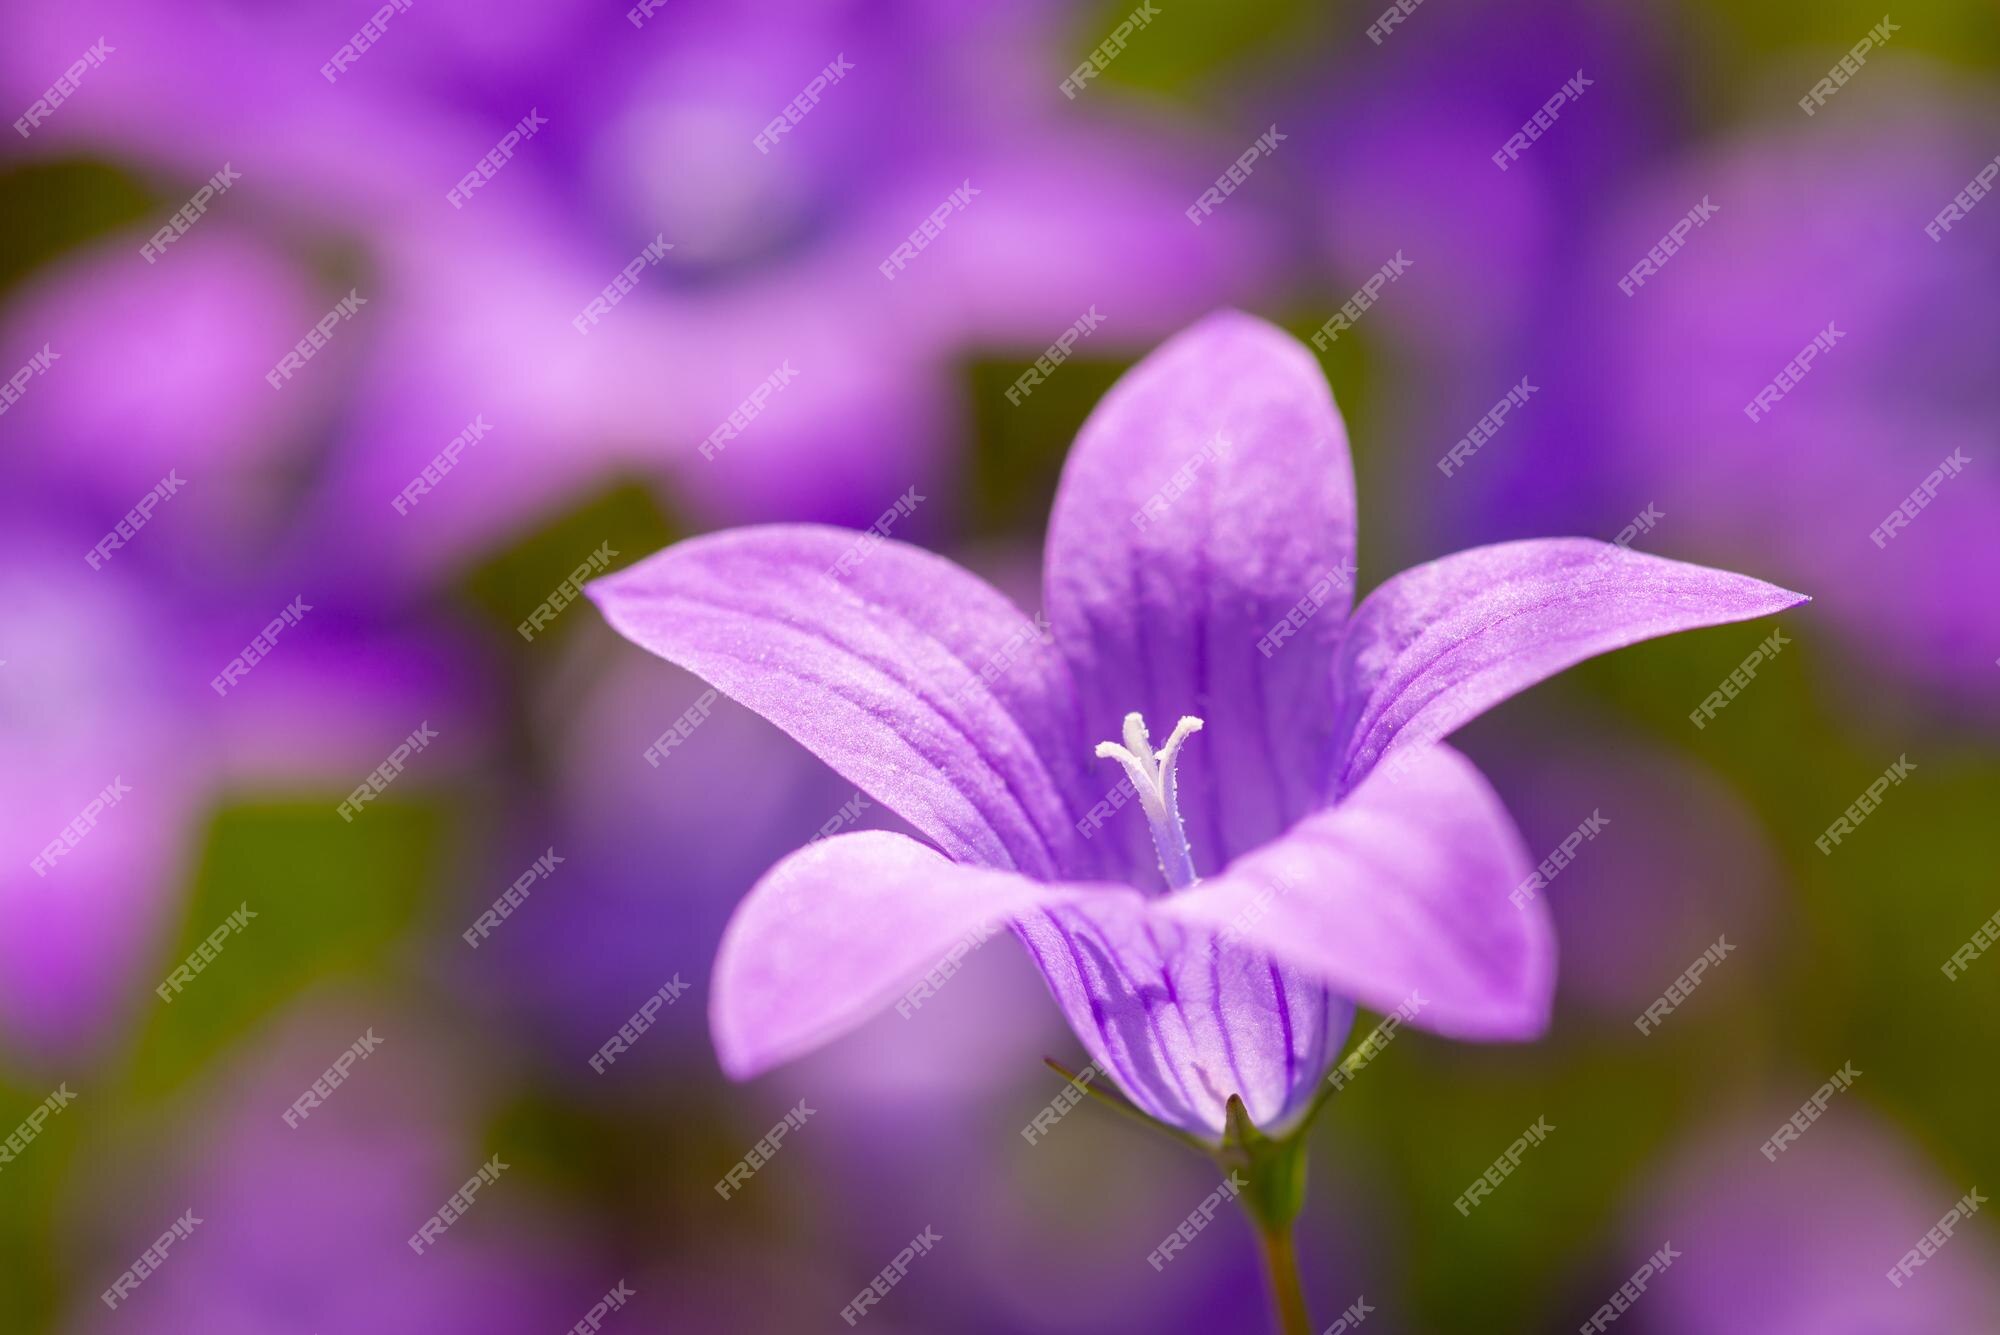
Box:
[709, 1022, 769, 1084]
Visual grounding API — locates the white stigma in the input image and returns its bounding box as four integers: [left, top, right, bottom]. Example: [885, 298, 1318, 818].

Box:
[1094, 711, 1204, 891]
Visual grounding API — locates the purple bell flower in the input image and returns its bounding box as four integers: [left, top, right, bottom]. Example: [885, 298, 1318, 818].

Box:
[589, 311, 1807, 1140]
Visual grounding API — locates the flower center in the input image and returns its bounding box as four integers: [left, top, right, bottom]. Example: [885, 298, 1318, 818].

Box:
[1094, 711, 1205, 891]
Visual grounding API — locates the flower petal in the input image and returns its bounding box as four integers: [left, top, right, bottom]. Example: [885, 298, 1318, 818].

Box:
[588, 526, 1095, 878]
[1332, 540, 1809, 791]
[711, 831, 1108, 1079]
[1014, 902, 1354, 1137]
[1044, 310, 1359, 875]
[1160, 745, 1553, 1041]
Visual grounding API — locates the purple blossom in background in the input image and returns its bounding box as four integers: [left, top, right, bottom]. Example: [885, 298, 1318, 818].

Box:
[68, 1006, 594, 1335]
[1622, 1109, 2000, 1332]
[589, 311, 1806, 1138]
[1582, 81, 2000, 706]
[1, 0, 1278, 584]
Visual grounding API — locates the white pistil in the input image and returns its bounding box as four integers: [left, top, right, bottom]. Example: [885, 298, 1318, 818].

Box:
[1094, 711, 1204, 890]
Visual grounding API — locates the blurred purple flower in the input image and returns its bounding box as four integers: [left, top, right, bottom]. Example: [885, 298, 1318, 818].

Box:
[5, 0, 1279, 582]
[1619, 1108, 2000, 1332]
[1476, 725, 1782, 1024]
[1586, 80, 2000, 705]
[589, 311, 1805, 1138]
[68, 1003, 593, 1335]
[0, 512, 484, 1065]
[1295, 0, 1669, 358]
[0, 529, 196, 1061]
[0, 225, 332, 552]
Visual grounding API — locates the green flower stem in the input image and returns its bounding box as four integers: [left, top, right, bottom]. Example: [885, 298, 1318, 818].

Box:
[1221, 1095, 1313, 1335]
[1036, 1071, 1319, 1335]
[1256, 1221, 1312, 1335]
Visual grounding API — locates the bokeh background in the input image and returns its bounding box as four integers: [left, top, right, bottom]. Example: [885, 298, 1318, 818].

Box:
[3, 0, 1997, 1330]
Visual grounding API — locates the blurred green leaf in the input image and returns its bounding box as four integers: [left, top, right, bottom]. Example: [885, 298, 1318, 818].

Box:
[123, 799, 444, 1098]
[0, 158, 153, 297]
[455, 477, 677, 646]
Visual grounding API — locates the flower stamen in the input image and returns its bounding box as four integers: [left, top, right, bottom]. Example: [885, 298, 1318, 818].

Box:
[1095, 711, 1204, 891]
